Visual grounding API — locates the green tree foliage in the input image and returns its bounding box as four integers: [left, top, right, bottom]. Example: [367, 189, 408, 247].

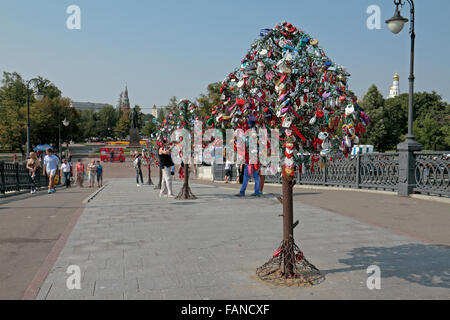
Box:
[142, 115, 158, 137]
[96, 105, 119, 139]
[412, 92, 449, 150]
[196, 82, 221, 118]
[0, 107, 26, 153]
[0, 72, 71, 154]
[30, 97, 81, 149]
[360, 87, 449, 152]
[360, 85, 389, 151]
[114, 110, 131, 139]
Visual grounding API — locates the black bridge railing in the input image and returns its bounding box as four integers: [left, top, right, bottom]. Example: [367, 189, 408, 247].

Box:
[213, 151, 450, 198]
[414, 152, 450, 197]
[0, 161, 49, 195]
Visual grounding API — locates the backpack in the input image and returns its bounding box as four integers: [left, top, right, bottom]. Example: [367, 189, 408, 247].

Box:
[133, 158, 140, 169]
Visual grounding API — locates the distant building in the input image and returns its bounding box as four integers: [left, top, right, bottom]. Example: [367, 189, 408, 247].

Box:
[152, 105, 158, 118]
[117, 84, 131, 114]
[70, 100, 110, 112]
[388, 72, 400, 98]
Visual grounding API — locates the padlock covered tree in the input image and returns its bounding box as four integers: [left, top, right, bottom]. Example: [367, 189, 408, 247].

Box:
[218, 22, 368, 285]
[173, 99, 201, 200]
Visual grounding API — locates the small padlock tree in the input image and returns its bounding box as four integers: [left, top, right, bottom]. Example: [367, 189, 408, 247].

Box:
[173, 99, 201, 200]
[219, 22, 368, 285]
[143, 140, 159, 185]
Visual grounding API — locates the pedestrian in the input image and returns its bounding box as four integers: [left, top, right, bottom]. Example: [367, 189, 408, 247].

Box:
[259, 170, 265, 195]
[96, 160, 103, 187]
[26, 152, 40, 194]
[87, 160, 97, 188]
[235, 141, 261, 197]
[134, 154, 144, 187]
[60, 158, 72, 188]
[224, 159, 232, 184]
[159, 144, 175, 198]
[76, 159, 85, 188]
[42, 148, 59, 194]
[110, 149, 114, 163]
[171, 165, 175, 180]
[237, 164, 244, 184]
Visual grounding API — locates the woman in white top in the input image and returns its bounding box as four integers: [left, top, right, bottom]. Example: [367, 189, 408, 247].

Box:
[60, 158, 72, 188]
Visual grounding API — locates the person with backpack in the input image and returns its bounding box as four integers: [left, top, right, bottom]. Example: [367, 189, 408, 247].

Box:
[159, 144, 175, 198]
[134, 153, 144, 187]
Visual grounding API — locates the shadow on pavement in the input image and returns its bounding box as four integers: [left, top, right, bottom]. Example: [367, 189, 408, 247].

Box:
[323, 243, 450, 289]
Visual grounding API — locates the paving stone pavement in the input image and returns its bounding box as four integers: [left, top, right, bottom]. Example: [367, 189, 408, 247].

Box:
[36, 179, 450, 300]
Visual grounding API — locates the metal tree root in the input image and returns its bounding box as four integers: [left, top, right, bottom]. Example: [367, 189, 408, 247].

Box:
[256, 239, 324, 287]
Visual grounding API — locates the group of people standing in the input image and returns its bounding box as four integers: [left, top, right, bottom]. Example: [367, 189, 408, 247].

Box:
[25, 148, 103, 194]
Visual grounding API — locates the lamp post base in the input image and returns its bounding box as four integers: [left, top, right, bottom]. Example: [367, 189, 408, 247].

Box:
[397, 137, 422, 197]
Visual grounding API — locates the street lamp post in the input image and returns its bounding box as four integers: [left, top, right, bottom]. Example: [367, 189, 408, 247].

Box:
[26, 79, 44, 157]
[386, 0, 423, 196]
[59, 117, 70, 160]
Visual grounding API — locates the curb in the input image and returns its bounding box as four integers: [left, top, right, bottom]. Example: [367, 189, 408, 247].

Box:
[0, 184, 66, 200]
[82, 184, 108, 204]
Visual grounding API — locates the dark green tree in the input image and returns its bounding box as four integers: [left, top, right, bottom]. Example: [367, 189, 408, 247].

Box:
[360, 85, 388, 151]
[196, 82, 221, 118]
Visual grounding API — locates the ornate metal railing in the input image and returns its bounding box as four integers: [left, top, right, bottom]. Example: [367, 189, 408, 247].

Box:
[212, 151, 450, 198]
[0, 161, 48, 195]
[414, 152, 450, 197]
[359, 153, 399, 191]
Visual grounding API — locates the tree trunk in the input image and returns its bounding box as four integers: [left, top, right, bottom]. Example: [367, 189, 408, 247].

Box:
[154, 168, 162, 190]
[282, 175, 295, 277]
[176, 164, 197, 200]
[147, 165, 154, 185]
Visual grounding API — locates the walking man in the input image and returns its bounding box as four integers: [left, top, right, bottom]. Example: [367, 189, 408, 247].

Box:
[134, 154, 144, 187]
[43, 148, 59, 194]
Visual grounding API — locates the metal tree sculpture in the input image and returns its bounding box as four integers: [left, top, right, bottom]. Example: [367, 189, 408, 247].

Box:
[174, 99, 201, 200]
[143, 140, 159, 185]
[218, 22, 369, 286]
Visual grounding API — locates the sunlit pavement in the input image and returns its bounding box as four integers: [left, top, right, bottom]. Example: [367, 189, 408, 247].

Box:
[35, 179, 450, 300]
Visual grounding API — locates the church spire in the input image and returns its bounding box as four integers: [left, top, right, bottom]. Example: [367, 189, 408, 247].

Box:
[122, 83, 131, 113]
[388, 72, 400, 98]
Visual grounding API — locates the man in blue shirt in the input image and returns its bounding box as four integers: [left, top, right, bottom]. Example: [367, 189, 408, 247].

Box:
[43, 148, 59, 194]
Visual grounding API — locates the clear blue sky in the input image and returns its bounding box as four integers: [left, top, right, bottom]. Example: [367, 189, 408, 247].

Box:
[0, 0, 449, 113]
